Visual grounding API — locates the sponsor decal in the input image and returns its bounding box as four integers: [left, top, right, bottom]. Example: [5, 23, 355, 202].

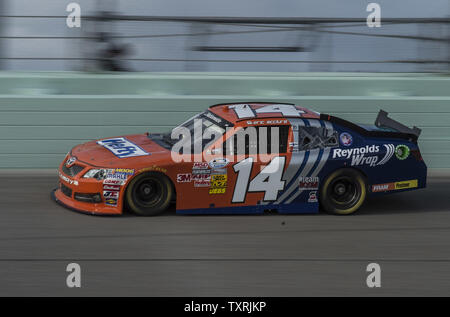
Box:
[299, 176, 319, 190]
[371, 179, 418, 192]
[105, 198, 118, 206]
[395, 144, 410, 160]
[103, 184, 120, 191]
[97, 138, 149, 158]
[192, 169, 211, 175]
[208, 158, 230, 169]
[177, 173, 192, 182]
[194, 180, 211, 187]
[210, 174, 227, 188]
[66, 156, 77, 167]
[339, 132, 353, 147]
[193, 162, 209, 170]
[139, 165, 167, 173]
[104, 169, 132, 182]
[209, 188, 226, 194]
[211, 168, 227, 175]
[177, 173, 211, 183]
[246, 119, 288, 125]
[332, 144, 395, 167]
[113, 168, 134, 175]
[308, 191, 318, 203]
[103, 179, 125, 185]
[103, 191, 119, 199]
[59, 172, 78, 186]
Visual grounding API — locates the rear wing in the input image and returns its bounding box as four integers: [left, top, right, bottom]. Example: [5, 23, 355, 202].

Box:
[375, 110, 421, 138]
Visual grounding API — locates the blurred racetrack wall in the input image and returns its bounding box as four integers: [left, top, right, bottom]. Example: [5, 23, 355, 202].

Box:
[0, 0, 449, 171]
[0, 0, 448, 72]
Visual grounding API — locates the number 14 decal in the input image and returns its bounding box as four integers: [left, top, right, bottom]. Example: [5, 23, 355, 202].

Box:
[232, 157, 286, 203]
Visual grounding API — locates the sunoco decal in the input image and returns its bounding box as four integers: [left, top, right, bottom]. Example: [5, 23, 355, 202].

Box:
[97, 138, 149, 158]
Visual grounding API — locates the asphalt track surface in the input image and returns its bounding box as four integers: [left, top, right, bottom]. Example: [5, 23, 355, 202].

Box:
[0, 174, 450, 296]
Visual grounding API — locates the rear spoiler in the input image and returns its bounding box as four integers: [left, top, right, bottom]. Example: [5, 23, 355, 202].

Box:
[320, 111, 420, 143]
[375, 110, 421, 138]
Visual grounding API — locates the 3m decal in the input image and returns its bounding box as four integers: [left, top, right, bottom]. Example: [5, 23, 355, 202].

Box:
[97, 138, 149, 158]
[371, 179, 418, 192]
[298, 176, 319, 190]
[177, 173, 192, 183]
[339, 132, 353, 147]
[395, 144, 410, 160]
[332, 144, 394, 167]
[232, 156, 286, 203]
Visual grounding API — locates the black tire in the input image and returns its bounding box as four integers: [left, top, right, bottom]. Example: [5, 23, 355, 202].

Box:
[320, 168, 367, 215]
[125, 172, 174, 216]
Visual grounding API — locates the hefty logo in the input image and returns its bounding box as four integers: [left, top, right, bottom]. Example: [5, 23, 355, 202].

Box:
[333, 144, 394, 167]
[97, 138, 149, 159]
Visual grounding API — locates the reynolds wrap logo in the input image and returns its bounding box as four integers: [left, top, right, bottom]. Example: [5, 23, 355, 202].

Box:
[333, 144, 394, 167]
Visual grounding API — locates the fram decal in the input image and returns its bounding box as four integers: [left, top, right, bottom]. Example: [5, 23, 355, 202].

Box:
[371, 179, 418, 192]
[97, 138, 150, 158]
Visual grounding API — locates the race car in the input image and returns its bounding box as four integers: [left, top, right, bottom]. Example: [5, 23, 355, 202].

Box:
[52, 102, 427, 216]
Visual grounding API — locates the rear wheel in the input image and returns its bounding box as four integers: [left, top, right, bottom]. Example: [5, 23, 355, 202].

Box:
[320, 169, 366, 215]
[125, 172, 173, 216]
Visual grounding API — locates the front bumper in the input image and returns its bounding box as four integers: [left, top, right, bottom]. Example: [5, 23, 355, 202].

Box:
[53, 155, 125, 215]
[52, 188, 121, 216]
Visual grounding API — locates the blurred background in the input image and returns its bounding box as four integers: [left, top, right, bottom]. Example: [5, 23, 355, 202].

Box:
[0, 0, 449, 170]
[0, 0, 448, 72]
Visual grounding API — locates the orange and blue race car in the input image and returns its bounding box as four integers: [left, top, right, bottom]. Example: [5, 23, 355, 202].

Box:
[52, 102, 427, 216]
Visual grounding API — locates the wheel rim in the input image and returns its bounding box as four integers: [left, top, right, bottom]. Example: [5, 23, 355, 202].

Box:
[132, 177, 164, 208]
[327, 176, 361, 208]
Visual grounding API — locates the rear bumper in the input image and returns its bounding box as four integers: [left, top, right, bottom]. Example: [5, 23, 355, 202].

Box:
[52, 188, 122, 216]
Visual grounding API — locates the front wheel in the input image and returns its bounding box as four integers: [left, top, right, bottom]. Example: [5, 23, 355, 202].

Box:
[320, 169, 366, 215]
[125, 172, 174, 216]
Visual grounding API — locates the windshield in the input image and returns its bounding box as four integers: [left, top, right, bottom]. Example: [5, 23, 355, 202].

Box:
[163, 111, 229, 153]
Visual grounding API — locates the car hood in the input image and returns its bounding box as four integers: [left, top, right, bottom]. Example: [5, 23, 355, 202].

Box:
[71, 133, 170, 167]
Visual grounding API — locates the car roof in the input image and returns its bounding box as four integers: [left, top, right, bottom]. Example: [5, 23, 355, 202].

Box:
[208, 102, 320, 124]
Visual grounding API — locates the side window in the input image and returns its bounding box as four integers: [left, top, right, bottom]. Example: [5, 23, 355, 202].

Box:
[223, 125, 290, 155]
[298, 126, 338, 151]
